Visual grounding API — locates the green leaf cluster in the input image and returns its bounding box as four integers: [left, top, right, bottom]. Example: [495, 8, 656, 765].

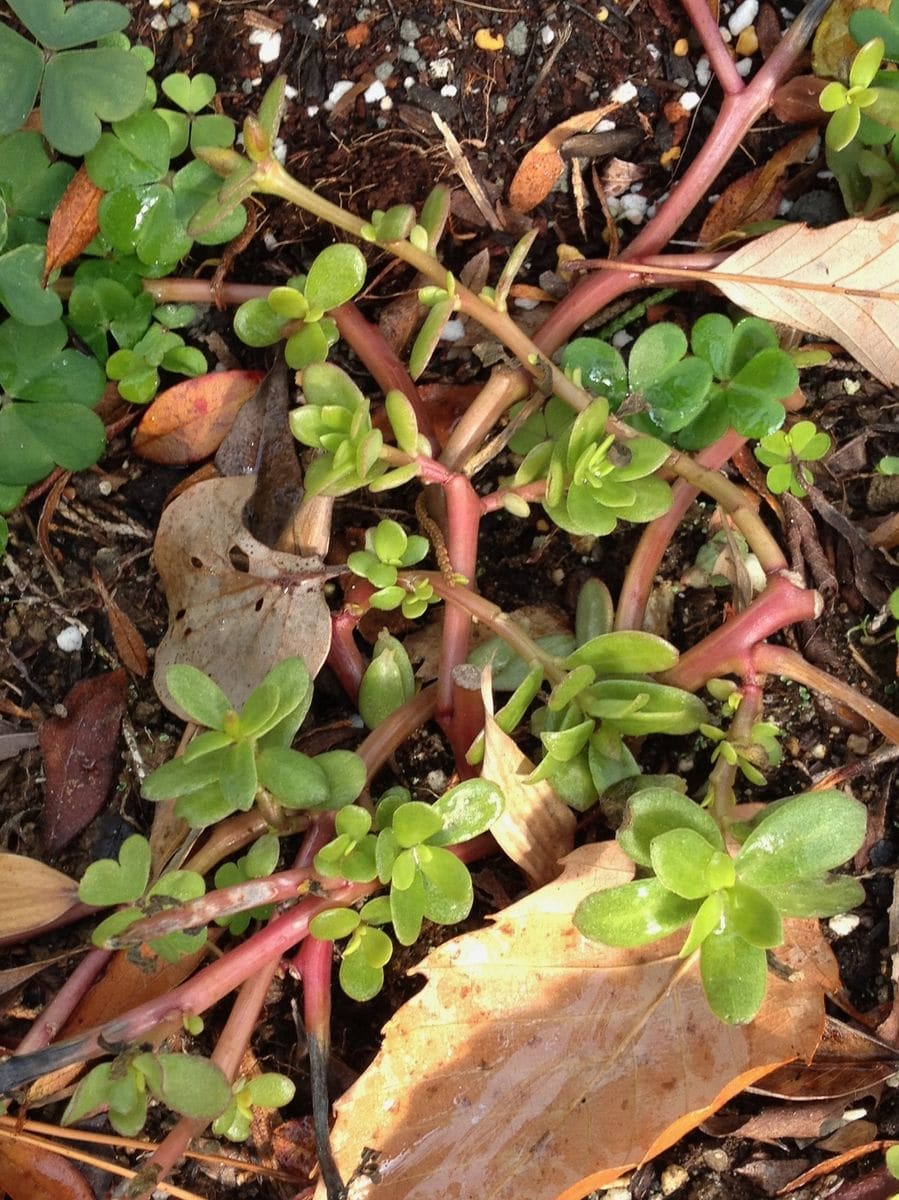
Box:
[212, 1072, 295, 1142]
[0, 1, 148, 156]
[470, 579, 707, 811]
[312, 781, 503, 998]
[63, 1049, 231, 1137]
[157, 72, 236, 156]
[574, 787, 867, 1023]
[820, 37, 899, 151]
[141, 659, 365, 828]
[289, 366, 422, 496]
[78, 834, 207, 961]
[348, 518, 434, 619]
[213, 833, 280, 934]
[754, 419, 831, 498]
[234, 244, 366, 369]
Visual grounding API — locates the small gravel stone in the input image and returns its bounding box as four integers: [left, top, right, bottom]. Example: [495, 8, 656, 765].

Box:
[364, 79, 386, 103]
[728, 0, 759, 35]
[506, 20, 529, 56]
[56, 626, 84, 653]
[828, 913, 861, 937]
[661, 1164, 689, 1195]
[610, 80, 638, 103]
[400, 18, 421, 41]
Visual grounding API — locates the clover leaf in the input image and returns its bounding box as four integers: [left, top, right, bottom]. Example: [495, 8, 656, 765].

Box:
[0, 2, 148, 155]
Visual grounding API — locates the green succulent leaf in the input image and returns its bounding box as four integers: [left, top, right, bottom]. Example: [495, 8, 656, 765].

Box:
[165, 665, 233, 729]
[723, 882, 783, 949]
[736, 790, 867, 887]
[310, 907, 361, 941]
[62, 1062, 115, 1126]
[303, 243, 367, 312]
[255, 747, 330, 809]
[756, 873, 865, 918]
[135, 1052, 231, 1119]
[574, 877, 699, 947]
[650, 828, 734, 900]
[566, 631, 679, 675]
[561, 337, 628, 405]
[699, 925, 767, 1024]
[618, 787, 724, 868]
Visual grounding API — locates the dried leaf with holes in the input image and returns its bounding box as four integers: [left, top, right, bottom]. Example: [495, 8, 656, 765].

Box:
[316, 843, 838, 1200]
[152, 476, 331, 718]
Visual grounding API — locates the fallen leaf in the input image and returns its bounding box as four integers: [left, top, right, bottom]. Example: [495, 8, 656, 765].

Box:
[711, 213, 899, 386]
[42, 165, 103, 285]
[132, 369, 265, 464]
[39, 670, 128, 854]
[0, 723, 39, 762]
[91, 567, 149, 676]
[481, 683, 575, 886]
[317, 843, 837, 1200]
[0, 855, 79, 940]
[153, 476, 332, 717]
[509, 105, 619, 213]
[811, 0, 888, 81]
[0, 951, 81, 999]
[0, 1134, 94, 1200]
[700, 130, 818, 244]
[750, 1016, 899, 1101]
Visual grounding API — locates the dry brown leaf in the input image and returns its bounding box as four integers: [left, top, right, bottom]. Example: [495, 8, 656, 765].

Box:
[317, 843, 837, 1200]
[0, 1134, 94, 1200]
[91, 567, 149, 676]
[0, 951, 81, 999]
[812, 0, 889, 80]
[153, 476, 331, 717]
[509, 105, 619, 213]
[39, 670, 128, 854]
[42, 165, 103, 284]
[132, 369, 264, 465]
[700, 130, 818, 244]
[481, 697, 575, 886]
[711, 214, 899, 385]
[0, 854, 78, 939]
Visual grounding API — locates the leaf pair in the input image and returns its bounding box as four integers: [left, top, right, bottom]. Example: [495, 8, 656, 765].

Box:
[575, 787, 866, 1022]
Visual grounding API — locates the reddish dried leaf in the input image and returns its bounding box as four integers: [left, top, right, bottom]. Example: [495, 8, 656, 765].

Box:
[0, 1135, 94, 1200]
[700, 130, 818, 244]
[0, 855, 78, 939]
[39, 670, 128, 854]
[91, 567, 149, 677]
[153, 476, 331, 716]
[317, 843, 838, 1200]
[132, 369, 265, 464]
[42, 166, 103, 285]
[509, 105, 618, 213]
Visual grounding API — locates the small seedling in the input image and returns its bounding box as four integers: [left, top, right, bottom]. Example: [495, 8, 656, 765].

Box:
[348, 519, 434, 618]
[142, 658, 366, 827]
[819, 38, 899, 151]
[62, 1049, 231, 1136]
[234, 244, 366, 369]
[212, 1072, 296, 1142]
[156, 72, 236, 156]
[754, 419, 831, 497]
[574, 787, 866, 1023]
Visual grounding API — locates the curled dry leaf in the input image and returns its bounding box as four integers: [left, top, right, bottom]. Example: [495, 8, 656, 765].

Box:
[712, 213, 899, 386]
[42, 165, 103, 285]
[0, 1134, 94, 1200]
[700, 130, 818, 245]
[153, 476, 331, 717]
[508, 105, 619, 213]
[91, 567, 148, 676]
[317, 842, 838, 1200]
[480, 675, 575, 886]
[0, 854, 78, 940]
[132, 369, 265, 465]
[39, 670, 128, 854]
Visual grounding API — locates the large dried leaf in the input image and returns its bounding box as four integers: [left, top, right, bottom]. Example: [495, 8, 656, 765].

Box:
[711, 214, 899, 385]
[132, 369, 264, 464]
[0, 855, 78, 939]
[153, 476, 331, 717]
[39, 670, 128, 854]
[318, 843, 837, 1200]
[0, 1135, 93, 1200]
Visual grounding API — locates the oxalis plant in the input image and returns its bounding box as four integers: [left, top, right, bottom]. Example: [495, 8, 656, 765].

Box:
[4, 1, 899, 1197]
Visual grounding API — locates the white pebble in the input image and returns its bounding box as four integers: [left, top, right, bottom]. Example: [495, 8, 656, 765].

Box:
[324, 80, 355, 111]
[284, 84, 298, 100]
[311, 13, 326, 29]
[695, 56, 711, 87]
[306, 104, 320, 117]
[777, 197, 793, 216]
[735, 57, 753, 76]
[56, 626, 83, 653]
[646, 43, 661, 61]
[150, 13, 167, 31]
[718, 25, 733, 42]
[728, 0, 759, 35]
[379, 96, 393, 111]
[363, 79, 386, 103]
[272, 137, 287, 163]
[680, 90, 701, 111]
[248, 28, 282, 64]
[829, 913, 861, 937]
[513, 298, 540, 310]
[440, 318, 466, 342]
[429, 57, 453, 80]
[148, 0, 165, 7]
[263, 231, 279, 250]
[611, 330, 633, 348]
[540, 25, 555, 46]
[440, 84, 458, 98]
[596, 118, 616, 132]
[610, 81, 638, 104]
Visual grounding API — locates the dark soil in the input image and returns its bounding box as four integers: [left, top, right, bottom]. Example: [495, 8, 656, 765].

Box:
[2, 2, 899, 1199]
